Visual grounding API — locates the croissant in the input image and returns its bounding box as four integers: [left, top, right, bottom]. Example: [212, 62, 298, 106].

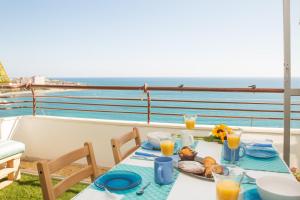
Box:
[203, 156, 216, 168]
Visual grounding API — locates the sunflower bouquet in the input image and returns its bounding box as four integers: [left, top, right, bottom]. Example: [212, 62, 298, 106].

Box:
[202, 124, 233, 143]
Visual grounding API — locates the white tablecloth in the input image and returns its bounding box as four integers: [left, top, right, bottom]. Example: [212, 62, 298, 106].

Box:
[73, 140, 293, 200]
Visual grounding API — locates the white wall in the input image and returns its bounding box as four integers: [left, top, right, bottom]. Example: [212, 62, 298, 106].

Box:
[7, 115, 300, 168]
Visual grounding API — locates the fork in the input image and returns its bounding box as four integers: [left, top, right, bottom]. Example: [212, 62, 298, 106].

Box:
[95, 183, 120, 199]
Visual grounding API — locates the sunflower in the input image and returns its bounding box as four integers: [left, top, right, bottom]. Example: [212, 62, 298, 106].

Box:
[211, 124, 232, 142]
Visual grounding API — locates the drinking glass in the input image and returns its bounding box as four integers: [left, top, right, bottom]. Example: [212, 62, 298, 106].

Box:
[226, 129, 242, 166]
[160, 138, 175, 156]
[183, 114, 197, 130]
[212, 166, 243, 200]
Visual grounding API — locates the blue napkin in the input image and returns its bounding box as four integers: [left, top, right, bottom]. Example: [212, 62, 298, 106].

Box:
[246, 146, 277, 153]
[245, 144, 278, 159]
[242, 188, 262, 200]
[243, 139, 273, 147]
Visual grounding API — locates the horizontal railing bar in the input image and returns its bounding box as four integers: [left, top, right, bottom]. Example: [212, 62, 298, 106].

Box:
[33, 106, 300, 121]
[147, 86, 284, 93]
[36, 106, 147, 115]
[151, 105, 300, 113]
[0, 95, 32, 98]
[36, 95, 142, 101]
[32, 84, 144, 90]
[1, 94, 300, 106]
[37, 101, 147, 108]
[0, 106, 32, 110]
[0, 84, 26, 89]
[152, 99, 300, 106]
[35, 95, 300, 105]
[0, 100, 32, 105]
[151, 112, 300, 121]
[35, 100, 300, 113]
[31, 84, 284, 93]
[0, 84, 283, 93]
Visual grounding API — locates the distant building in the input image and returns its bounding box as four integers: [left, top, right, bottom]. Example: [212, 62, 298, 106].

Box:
[32, 76, 45, 84]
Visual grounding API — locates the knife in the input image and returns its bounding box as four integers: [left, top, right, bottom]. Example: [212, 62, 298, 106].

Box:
[130, 155, 155, 161]
[135, 152, 159, 157]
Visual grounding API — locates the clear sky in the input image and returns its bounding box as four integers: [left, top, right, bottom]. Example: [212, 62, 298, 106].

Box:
[0, 0, 299, 78]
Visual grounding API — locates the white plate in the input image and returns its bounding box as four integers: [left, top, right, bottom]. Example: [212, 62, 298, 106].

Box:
[256, 175, 300, 200]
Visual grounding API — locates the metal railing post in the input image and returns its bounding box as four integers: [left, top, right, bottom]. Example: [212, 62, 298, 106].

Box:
[143, 84, 151, 124]
[28, 84, 37, 116]
[147, 91, 151, 124]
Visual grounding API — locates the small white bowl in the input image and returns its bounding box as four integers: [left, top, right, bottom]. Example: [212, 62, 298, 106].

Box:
[147, 132, 171, 148]
[256, 175, 300, 200]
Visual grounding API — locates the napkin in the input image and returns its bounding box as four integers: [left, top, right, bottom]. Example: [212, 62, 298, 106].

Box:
[242, 139, 273, 147]
[242, 188, 262, 200]
[246, 146, 277, 153]
[73, 187, 124, 200]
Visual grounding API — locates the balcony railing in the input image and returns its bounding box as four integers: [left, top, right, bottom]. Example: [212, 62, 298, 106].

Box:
[0, 83, 299, 127]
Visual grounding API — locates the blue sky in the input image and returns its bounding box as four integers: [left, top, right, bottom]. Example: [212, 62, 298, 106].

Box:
[0, 0, 299, 77]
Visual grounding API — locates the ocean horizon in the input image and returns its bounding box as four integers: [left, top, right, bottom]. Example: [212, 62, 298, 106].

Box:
[2, 77, 300, 128]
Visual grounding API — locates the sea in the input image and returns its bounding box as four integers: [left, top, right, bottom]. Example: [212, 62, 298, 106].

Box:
[2, 77, 300, 128]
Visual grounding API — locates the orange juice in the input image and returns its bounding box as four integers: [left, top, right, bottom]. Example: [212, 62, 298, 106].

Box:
[160, 140, 174, 156]
[216, 180, 240, 200]
[185, 119, 195, 129]
[227, 134, 240, 149]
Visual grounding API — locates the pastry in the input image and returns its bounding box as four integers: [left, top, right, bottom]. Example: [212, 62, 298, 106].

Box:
[178, 161, 205, 174]
[211, 164, 224, 175]
[204, 166, 213, 178]
[204, 164, 224, 178]
[202, 156, 216, 168]
[179, 146, 197, 160]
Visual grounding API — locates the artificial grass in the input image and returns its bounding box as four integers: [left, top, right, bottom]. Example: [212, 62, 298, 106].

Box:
[0, 173, 88, 200]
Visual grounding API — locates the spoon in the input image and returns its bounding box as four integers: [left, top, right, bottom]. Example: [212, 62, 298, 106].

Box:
[136, 182, 151, 196]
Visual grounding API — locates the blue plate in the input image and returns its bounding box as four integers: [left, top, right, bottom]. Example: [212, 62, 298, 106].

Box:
[243, 188, 262, 200]
[141, 141, 161, 150]
[94, 170, 142, 191]
[246, 148, 278, 158]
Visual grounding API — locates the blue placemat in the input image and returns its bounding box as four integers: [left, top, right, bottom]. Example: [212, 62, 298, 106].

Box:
[220, 148, 289, 173]
[92, 164, 179, 200]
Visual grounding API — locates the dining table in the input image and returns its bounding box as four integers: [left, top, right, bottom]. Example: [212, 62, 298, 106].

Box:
[73, 140, 294, 200]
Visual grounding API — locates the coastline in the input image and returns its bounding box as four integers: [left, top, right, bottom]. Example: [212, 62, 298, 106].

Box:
[0, 88, 79, 97]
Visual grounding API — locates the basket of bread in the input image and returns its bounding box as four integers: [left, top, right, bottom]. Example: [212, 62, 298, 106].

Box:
[177, 146, 228, 181]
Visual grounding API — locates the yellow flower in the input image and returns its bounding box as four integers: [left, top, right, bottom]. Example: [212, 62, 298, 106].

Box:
[212, 124, 232, 142]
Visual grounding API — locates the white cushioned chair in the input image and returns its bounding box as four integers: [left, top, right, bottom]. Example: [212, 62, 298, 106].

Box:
[0, 140, 25, 189]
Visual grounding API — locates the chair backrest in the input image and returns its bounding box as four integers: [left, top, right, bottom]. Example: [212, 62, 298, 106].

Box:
[37, 142, 98, 200]
[111, 127, 141, 164]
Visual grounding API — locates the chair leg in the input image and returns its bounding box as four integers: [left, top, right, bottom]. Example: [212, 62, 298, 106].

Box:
[7, 159, 14, 180]
[7, 158, 21, 181]
[14, 158, 21, 180]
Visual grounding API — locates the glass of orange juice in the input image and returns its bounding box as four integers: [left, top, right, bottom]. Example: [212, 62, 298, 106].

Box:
[212, 166, 242, 200]
[160, 138, 175, 156]
[184, 114, 197, 130]
[227, 129, 242, 165]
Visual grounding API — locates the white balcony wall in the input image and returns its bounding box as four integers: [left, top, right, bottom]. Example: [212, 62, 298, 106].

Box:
[3, 115, 299, 168]
[0, 116, 22, 141]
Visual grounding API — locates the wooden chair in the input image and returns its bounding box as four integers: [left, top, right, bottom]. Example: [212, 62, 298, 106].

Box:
[37, 142, 98, 200]
[111, 127, 141, 164]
